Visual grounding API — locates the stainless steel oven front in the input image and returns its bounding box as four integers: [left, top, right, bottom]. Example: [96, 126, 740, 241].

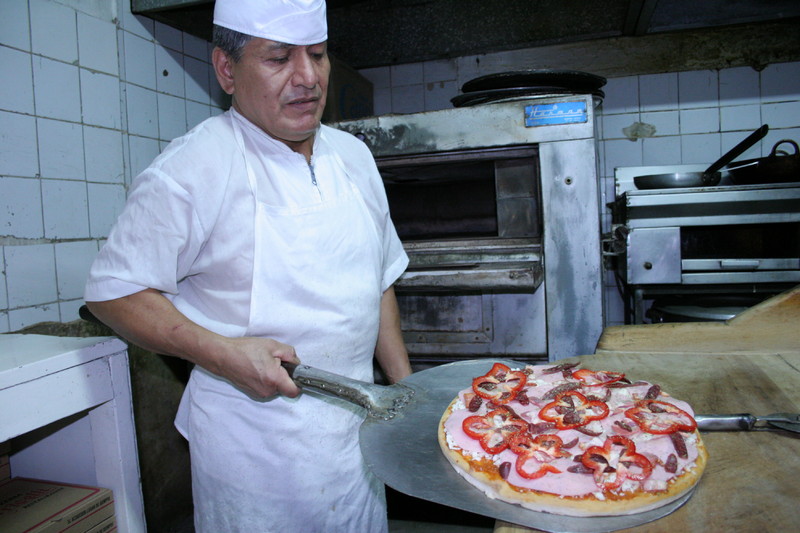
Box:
[609, 165, 800, 323]
[335, 94, 604, 365]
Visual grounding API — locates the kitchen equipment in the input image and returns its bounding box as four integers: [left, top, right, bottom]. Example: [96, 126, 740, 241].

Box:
[633, 125, 768, 189]
[451, 86, 605, 107]
[335, 93, 604, 364]
[287, 359, 695, 533]
[696, 413, 800, 433]
[460, 70, 607, 94]
[727, 139, 800, 184]
[607, 163, 800, 324]
[281, 362, 416, 420]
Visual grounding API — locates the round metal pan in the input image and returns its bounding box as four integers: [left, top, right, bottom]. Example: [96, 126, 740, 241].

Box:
[451, 86, 605, 108]
[727, 139, 800, 184]
[360, 359, 697, 533]
[634, 125, 769, 190]
[634, 171, 721, 189]
[461, 70, 607, 94]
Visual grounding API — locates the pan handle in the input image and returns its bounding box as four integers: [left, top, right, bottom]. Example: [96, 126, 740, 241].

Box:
[281, 361, 414, 420]
[704, 124, 769, 177]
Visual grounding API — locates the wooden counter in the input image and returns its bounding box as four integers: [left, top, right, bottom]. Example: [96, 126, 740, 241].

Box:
[496, 286, 800, 533]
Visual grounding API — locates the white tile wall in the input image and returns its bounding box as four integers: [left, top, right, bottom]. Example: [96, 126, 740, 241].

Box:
[157, 92, 188, 141]
[0, 2, 32, 50]
[0, 177, 43, 239]
[42, 179, 90, 239]
[184, 55, 213, 104]
[29, 0, 78, 64]
[720, 105, 761, 132]
[0, 0, 221, 330]
[123, 32, 157, 88]
[87, 183, 127, 240]
[184, 33, 209, 61]
[0, 46, 35, 114]
[639, 73, 678, 112]
[33, 56, 81, 121]
[77, 12, 118, 75]
[156, 46, 186, 98]
[9, 304, 60, 332]
[81, 70, 122, 129]
[5, 244, 58, 308]
[128, 135, 161, 179]
[55, 241, 98, 300]
[0, 111, 39, 177]
[761, 62, 800, 102]
[678, 70, 719, 109]
[719, 67, 759, 105]
[360, 50, 800, 329]
[84, 126, 124, 183]
[37, 118, 85, 180]
[125, 83, 160, 137]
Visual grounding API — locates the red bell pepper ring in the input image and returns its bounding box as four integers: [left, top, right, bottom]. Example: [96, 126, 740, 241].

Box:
[472, 363, 528, 405]
[538, 390, 609, 429]
[462, 408, 529, 454]
[581, 435, 653, 490]
[507, 433, 565, 479]
[572, 368, 625, 387]
[625, 399, 698, 435]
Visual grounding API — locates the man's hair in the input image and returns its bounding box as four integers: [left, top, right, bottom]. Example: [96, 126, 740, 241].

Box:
[212, 25, 253, 62]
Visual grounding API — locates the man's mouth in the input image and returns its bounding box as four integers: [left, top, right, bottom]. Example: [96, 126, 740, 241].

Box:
[287, 95, 320, 107]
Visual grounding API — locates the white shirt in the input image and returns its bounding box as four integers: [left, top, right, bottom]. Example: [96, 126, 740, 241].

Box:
[85, 108, 408, 337]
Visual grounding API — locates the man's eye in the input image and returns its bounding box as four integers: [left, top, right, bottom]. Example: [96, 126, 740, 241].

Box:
[269, 56, 289, 64]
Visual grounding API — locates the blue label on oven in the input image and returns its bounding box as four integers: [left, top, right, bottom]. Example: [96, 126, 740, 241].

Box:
[525, 101, 588, 127]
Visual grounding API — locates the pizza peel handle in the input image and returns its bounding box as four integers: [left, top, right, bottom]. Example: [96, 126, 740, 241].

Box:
[696, 412, 800, 433]
[281, 361, 415, 420]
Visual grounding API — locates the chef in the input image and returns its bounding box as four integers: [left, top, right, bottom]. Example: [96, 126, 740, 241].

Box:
[84, 0, 411, 531]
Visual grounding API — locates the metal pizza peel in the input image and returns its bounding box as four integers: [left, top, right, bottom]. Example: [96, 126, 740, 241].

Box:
[284, 359, 695, 533]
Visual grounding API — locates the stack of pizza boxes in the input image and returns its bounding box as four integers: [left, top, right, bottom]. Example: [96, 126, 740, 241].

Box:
[0, 443, 116, 533]
[0, 442, 10, 482]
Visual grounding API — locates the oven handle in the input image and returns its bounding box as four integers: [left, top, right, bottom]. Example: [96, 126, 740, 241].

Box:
[681, 258, 800, 271]
[720, 259, 762, 270]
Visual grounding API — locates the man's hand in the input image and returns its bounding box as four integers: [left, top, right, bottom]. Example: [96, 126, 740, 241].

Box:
[215, 336, 301, 398]
[87, 289, 301, 399]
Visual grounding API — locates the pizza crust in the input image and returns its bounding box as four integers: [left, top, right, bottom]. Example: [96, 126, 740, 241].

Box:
[438, 375, 708, 517]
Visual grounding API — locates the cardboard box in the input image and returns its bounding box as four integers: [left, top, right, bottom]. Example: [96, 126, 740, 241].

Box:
[322, 53, 374, 123]
[0, 478, 114, 533]
[1, 442, 11, 481]
[84, 516, 115, 533]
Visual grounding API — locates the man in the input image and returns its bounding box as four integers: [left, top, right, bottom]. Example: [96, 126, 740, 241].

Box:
[84, 0, 411, 531]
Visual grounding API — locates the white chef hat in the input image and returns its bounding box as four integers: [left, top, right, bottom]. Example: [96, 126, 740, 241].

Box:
[213, 0, 327, 46]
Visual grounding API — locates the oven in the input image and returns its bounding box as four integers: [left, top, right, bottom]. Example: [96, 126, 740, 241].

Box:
[335, 94, 605, 366]
[607, 165, 800, 323]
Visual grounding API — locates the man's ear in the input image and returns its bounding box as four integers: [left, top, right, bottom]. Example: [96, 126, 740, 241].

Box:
[212, 47, 236, 95]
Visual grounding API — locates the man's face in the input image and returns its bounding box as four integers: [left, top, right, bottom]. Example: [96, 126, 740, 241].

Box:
[215, 38, 330, 150]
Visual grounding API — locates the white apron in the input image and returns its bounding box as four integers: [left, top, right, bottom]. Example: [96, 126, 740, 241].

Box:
[184, 116, 389, 532]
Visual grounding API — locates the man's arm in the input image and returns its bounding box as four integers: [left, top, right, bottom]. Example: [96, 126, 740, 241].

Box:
[86, 289, 300, 398]
[374, 286, 412, 384]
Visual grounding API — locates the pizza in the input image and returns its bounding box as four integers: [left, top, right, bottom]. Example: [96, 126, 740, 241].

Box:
[438, 361, 707, 517]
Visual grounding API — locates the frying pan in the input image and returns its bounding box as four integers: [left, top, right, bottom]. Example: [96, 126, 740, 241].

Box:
[726, 139, 800, 184]
[634, 125, 769, 190]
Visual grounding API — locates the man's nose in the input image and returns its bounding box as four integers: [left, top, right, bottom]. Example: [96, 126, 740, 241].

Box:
[292, 52, 318, 88]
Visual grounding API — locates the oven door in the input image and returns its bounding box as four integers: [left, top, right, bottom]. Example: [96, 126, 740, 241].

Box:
[379, 147, 547, 365]
[626, 223, 800, 285]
